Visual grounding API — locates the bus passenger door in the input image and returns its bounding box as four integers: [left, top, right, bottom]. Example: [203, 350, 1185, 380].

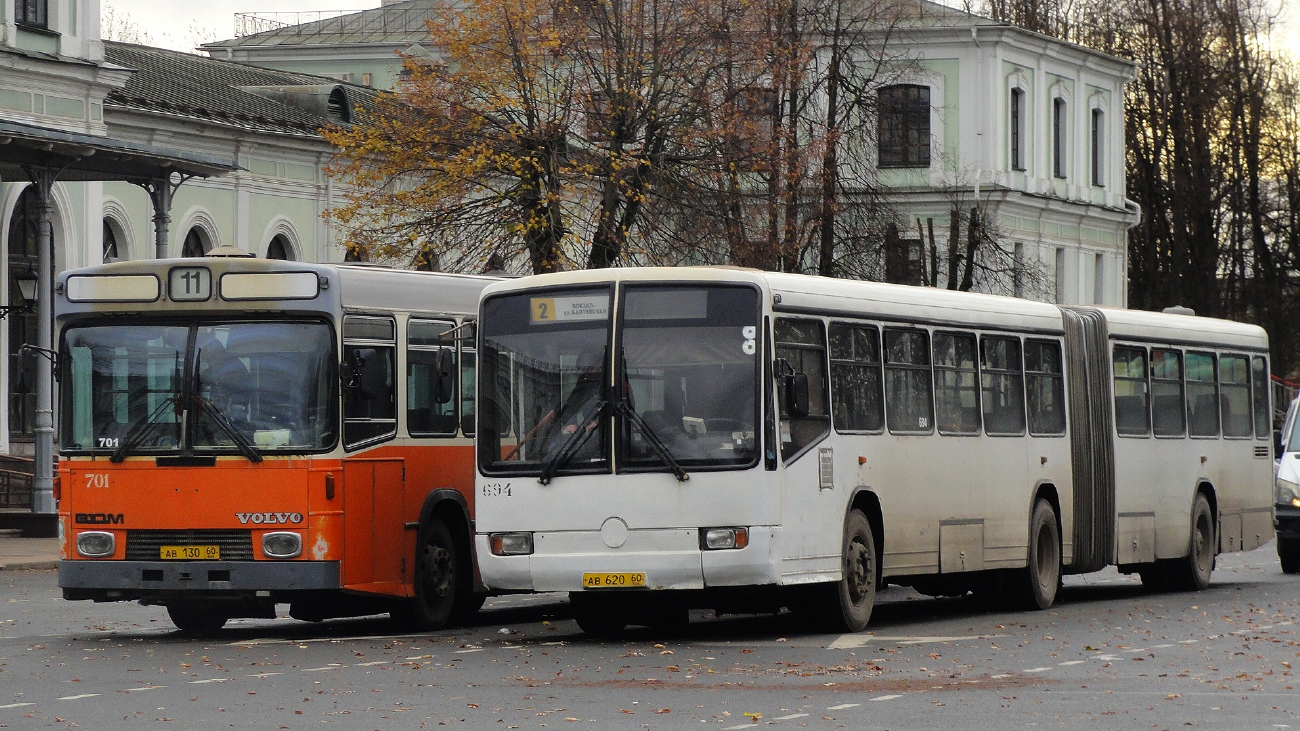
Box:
[342, 457, 407, 594]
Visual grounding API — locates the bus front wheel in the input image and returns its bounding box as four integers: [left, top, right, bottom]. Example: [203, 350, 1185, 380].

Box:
[811, 510, 876, 633]
[1015, 499, 1061, 610]
[398, 519, 458, 630]
[167, 604, 228, 635]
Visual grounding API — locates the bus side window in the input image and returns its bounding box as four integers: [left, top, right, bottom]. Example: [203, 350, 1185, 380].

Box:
[1219, 354, 1252, 438]
[934, 331, 980, 435]
[1186, 351, 1219, 437]
[1113, 345, 1150, 436]
[883, 328, 933, 434]
[407, 319, 458, 437]
[461, 332, 476, 437]
[1025, 339, 1066, 436]
[1151, 348, 1185, 437]
[343, 315, 397, 448]
[981, 335, 1025, 436]
[828, 322, 883, 433]
[1252, 355, 1270, 440]
[774, 318, 829, 462]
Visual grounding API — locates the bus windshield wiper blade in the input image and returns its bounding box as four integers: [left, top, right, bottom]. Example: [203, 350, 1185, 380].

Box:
[192, 396, 263, 463]
[191, 347, 263, 463]
[537, 399, 606, 485]
[617, 401, 689, 482]
[109, 395, 180, 463]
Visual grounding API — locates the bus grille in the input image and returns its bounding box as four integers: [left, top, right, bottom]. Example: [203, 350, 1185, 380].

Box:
[125, 530, 254, 561]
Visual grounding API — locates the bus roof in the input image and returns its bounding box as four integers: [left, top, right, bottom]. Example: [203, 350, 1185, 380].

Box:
[482, 267, 1269, 350]
[57, 258, 503, 320]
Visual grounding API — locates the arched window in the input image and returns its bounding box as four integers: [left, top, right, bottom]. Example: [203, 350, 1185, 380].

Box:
[1010, 87, 1026, 172]
[878, 84, 931, 169]
[328, 88, 350, 123]
[267, 234, 292, 260]
[7, 187, 42, 438]
[182, 227, 208, 257]
[1091, 108, 1105, 187]
[103, 219, 120, 263]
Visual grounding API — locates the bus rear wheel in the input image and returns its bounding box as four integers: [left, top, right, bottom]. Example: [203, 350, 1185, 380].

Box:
[167, 604, 228, 635]
[397, 520, 458, 630]
[1280, 540, 1300, 574]
[1015, 499, 1061, 610]
[569, 592, 628, 636]
[1168, 493, 1215, 591]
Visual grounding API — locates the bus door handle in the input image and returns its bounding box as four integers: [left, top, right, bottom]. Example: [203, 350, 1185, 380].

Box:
[404, 522, 419, 530]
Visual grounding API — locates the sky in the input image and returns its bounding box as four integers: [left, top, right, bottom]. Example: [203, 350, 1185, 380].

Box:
[106, 0, 1298, 57]
[101, 1, 382, 52]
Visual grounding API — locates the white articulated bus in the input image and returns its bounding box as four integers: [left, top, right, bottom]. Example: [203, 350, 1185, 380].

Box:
[472, 268, 1274, 633]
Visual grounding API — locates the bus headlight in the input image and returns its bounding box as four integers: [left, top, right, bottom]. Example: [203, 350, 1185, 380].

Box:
[76, 531, 115, 558]
[262, 532, 302, 559]
[1278, 477, 1300, 508]
[700, 527, 749, 550]
[489, 532, 533, 556]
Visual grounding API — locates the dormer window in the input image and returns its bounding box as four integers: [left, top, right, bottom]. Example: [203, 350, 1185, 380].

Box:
[327, 88, 350, 123]
[16, 0, 49, 29]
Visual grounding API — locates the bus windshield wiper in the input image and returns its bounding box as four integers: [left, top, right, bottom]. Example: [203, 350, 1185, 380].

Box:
[109, 395, 181, 463]
[537, 399, 606, 485]
[617, 401, 689, 482]
[191, 348, 263, 464]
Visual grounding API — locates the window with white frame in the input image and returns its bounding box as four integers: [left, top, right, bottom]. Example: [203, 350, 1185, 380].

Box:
[1010, 87, 1026, 171]
[878, 84, 931, 169]
[15, 0, 48, 29]
[1091, 108, 1105, 186]
[1052, 97, 1067, 179]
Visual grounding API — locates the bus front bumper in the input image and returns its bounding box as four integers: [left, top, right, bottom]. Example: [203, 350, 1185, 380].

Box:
[59, 560, 340, 598]
[475, 527, 778, 592]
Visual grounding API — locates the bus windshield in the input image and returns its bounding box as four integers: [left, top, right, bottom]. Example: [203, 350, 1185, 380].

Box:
[61, 320, 337, 455]
[478, 284, 760, 476]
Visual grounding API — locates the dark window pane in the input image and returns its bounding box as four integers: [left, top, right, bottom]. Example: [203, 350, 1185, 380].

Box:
[829, 323, 883, 432]
[981, 336, 1025, 435]
[1113, 346, 1149, 436]
[934, 332, 979, 435]
[884, 329, 933, 433]
[1186, 351, 1218, 437]
[879, 85, 931, 169]
[1252, 356, 1269, 439]
[1025, 339, 1065, 435]
[1219, 354, 1251, 437]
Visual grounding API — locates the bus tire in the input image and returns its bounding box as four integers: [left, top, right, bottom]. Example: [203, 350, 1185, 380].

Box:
[1015, 499, 1061, 610]
[569, 592, 628, 636]
[167, 604, 227, 635]
[1169, 493, 1215, 591]
[1280, 541, 1300, 575]
[815, 510, 876, 633]
[400, 519, 459, 630]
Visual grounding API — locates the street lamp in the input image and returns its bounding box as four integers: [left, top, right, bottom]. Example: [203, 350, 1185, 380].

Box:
[0, 270, 37, 319]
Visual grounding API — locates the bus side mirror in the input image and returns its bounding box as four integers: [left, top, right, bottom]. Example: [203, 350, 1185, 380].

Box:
[1276, 429, 1285, 461]
[434, 347, 455, 404]
[342, 350, 367, 389]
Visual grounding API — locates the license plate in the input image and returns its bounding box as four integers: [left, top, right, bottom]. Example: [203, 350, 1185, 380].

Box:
[582, 572, 645, 589]
[159, 545, 220, 560]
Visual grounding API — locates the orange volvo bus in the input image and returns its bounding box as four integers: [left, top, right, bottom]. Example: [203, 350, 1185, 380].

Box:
[55, 253, 498, 633]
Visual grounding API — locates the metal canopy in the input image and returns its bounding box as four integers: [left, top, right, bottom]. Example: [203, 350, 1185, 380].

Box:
[0, 118, 237, 181]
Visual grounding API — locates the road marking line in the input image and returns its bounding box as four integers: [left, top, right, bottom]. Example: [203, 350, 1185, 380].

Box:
[0, 703, 34, 709]
[1095, 655, 1119, 661]
[827, 703, 860, 710]
[405, 655, 433, 660]
[724, 725, 755, 730]
[1059, 660, 1085, 666]
[870, 694, 903, 701]
[1024, 667, 1052, 673]
[246, 673, 282, 678]
[773, 714, 808, 720]
[58, 694, 100, 700]
[828, 634, 991, 649]
[453, 648, 484, 654]
[123, 686, 167, 692]
[189, 679, 230, 684]
[303, 666, 345, 672]
[355, 661, 390, 666]
[1179, 640, 1198, 644]
[990, 674, 1012, 679]
[1152, 644, 1173, 648]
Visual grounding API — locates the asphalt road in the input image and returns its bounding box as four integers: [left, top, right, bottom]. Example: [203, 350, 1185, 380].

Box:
[1, 544, 1296, 730]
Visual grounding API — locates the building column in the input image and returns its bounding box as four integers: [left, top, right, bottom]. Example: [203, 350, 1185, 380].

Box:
[28, 167, 56, 515]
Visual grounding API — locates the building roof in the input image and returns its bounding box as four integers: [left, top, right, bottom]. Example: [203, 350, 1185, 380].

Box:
[204, 0, 444, 50]
[103, 41, 373, 136]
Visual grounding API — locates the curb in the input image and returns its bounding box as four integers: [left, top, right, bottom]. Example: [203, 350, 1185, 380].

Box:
[0, 560, 58, 571]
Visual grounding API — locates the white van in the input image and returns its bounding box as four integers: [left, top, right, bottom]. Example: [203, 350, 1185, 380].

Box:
[1274, 397, 1300, 573]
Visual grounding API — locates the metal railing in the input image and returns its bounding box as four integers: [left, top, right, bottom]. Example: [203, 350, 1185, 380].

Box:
[233, 8, 433, 38]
